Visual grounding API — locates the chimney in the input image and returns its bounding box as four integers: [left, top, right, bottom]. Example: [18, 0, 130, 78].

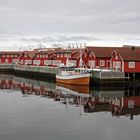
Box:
[131, 46, 135, 50]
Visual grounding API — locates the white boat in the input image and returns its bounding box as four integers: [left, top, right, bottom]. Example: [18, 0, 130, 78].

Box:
[56, 68, 91, 86]
[56, 53, 91, 86]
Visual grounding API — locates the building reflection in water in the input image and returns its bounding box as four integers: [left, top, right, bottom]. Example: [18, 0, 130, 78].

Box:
[0, 74, 140, 120]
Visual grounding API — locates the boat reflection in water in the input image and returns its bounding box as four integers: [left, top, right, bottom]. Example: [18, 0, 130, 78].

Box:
[0, 75, 140, 120]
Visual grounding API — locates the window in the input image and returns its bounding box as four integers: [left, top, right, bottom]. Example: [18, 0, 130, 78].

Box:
[5, 59, 9, 63]
[69, 60, 76, 66]
[88, 60, 95, 68]
[25, 60, 32, 64]
[89, 51, 94, 57]
[113, 61, 121, 69]
[12, 59, 19, 64]
[100, 60, 105, 66]
[44, 60, 51, 65]
[128, 62, 135, 68]
[42, 54, 45, 58]
[57, 54, 59, 58]
[14, 55, 18, 58]
[33, 60, 40, 65]
[115, 55, 118, 60]
[52, 60, 61, 65]
[113, 62, 116, 68]
[61, 53, 63, 58]
[37, 54, 39, 58]
[68, 54, 71, 57]
[116, 61, 121, 68]
[64, 53, 67, 57]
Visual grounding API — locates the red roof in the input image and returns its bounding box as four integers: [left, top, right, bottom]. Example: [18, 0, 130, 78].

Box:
[18, 51, 36, 59]
[86, 46, 118, 58]
[0, 51, 22, 55]
[48, 53, 56, 59]
[115, 47, 140, 61]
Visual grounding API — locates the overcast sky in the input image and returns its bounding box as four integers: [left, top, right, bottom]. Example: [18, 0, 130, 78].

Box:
[0, 0, 140, 50]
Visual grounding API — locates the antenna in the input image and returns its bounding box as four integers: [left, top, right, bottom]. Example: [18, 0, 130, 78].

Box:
[84, 43, 87, 48]
[67, 43, 71, 50]
[72, 43, 75, 49]
[80, 43, 82, 49]
[76, 43, 79, 49]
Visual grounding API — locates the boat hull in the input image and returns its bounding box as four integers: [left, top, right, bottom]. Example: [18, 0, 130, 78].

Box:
[57, 83, 90, 94]
[56, 74, 90, 86]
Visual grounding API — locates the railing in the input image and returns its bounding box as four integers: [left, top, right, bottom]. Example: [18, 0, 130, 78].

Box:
[14, 64, 59, 74]
[0, 63, 14, 69]
[92, 69, 125, 79]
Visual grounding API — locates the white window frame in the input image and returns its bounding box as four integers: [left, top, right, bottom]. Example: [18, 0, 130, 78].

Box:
[116, 61, 121, 68]
[56, 54, 59, 58]
[5, 59, 9, 63]
[12, 59, 19, 64]
[88, 60, 95, 68]
[100, 60, 105, 66]
[33, 60, 40, 65]
[15, 55, 17, 58]
[128, 62, 135, 68]
[89, 51, 94, 57]
[61, 53, 63, 58]
[115, 55, 118, 60]
[44, 60, 52, 65]
[64, 53, 67, 58]
[25, 60, 32, 65]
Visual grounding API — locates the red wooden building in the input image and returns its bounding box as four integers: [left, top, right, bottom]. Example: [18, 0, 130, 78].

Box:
[1, 45, 140, 78]
[18, 51, 34, 65]
[0, 51, 21, 64]
[85, 47, 118, 69]
[110, 47, 140, 74]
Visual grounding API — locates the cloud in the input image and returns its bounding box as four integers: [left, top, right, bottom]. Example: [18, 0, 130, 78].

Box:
[21, 36, 98, 43]
[0, 0, 140, 49]
[0, 0, 140, 34]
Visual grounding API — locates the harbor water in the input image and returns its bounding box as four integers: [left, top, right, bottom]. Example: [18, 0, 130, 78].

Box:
[0, 74, 140, 140]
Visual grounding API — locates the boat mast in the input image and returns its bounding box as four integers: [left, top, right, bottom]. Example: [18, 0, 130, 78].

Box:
[78, 45, 87, 68]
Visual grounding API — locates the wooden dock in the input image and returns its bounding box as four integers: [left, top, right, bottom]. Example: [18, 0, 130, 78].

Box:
[14, 64, 59, 81]
[91, 69, 126, 80]
[0, 64, 139, 86]
[0, 64, 14, 72]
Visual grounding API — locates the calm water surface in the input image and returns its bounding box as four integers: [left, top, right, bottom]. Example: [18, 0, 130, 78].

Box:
[0, 75, 140, 140]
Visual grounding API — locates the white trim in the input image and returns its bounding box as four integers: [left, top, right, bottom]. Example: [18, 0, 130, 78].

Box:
[111, 49, 117, 56]
[111, 50, 124, 72]
[106, 60, 110, 68]
[118, 54, 124, 72]
[89, 51, 96, 58]
[128, 62, 135, 68]
[100, 60, 105, 66]
[88, 60, 95, 68]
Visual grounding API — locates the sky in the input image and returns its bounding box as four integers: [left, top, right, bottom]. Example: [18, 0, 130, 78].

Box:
[0, 0, 140, 51]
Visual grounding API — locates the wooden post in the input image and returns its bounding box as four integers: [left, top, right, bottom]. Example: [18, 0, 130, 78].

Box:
[128, 73, 130, 81]
[133, 73, 135, 81]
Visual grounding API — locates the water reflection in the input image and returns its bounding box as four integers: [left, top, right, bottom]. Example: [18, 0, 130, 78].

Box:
[0, 74, 140, 120]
